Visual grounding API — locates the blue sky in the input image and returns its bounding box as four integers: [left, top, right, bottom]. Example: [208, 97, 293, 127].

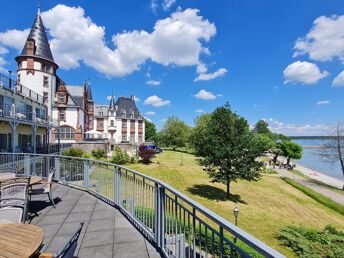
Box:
[0, 0, 344, 135]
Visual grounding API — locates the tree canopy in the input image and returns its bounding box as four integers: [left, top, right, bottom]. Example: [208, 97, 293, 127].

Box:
[278, 140, 303, 165]
[145, 119, 157, 142]
[252, 119, 271, 135]
[159, 115, 190, 149]
[193, 103, 263, 197]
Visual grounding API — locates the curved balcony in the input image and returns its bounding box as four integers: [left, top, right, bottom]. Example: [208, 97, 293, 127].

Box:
[0, 153, 284, 258]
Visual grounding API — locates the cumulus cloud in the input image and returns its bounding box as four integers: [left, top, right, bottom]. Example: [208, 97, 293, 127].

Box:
[0, 5, 216, 78]
[195, 109, 204, 113]
[332, 70, 344, 87]
[194, 68, 227, 82]
[134, 96, 140, 102]
[144, 95, 170, 107]
[106, 96, 114, 101]
[144, 117, 152, 122]
[194, 89, 216, 100]
[270, 123, 327, 136]
[196, 63, 207, 73]
[146, 80, 161, 85]
[145, 111, 156, 115]
[283, 61, 328, 84]
[293, 15, 344, 62]
[316, 100, 330, 105]
[160, 118, 167, 122]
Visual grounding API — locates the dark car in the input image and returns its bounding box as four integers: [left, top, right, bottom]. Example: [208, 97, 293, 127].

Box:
[144, 145, 163, 154]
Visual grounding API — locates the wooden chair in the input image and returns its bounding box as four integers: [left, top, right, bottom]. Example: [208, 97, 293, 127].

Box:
[39, 221, 84, 258]
[29, 169, 55, 208]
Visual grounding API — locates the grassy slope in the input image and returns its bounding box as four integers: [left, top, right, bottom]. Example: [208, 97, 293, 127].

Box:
[126, 151, 344, 257]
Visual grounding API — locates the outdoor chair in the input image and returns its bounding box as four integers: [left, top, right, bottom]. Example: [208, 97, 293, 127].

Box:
[0, 203, 27, 224]
[0, 172, 16, 180]
[29, 169, 55, 208]
[39, 221, 84, 258]
[0, 182, 29, 206]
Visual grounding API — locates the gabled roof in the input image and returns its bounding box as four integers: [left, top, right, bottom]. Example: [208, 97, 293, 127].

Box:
[20, 14, 55, 63]
[65, 85, 84, 109]
[115, 96, 141, 119]
[87, 83, 93, 101]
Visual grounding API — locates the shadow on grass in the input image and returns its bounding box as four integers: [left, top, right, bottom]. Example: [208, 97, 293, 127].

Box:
[186, 184, 247, 204]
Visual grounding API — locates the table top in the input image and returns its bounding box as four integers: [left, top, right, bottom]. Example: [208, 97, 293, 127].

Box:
[29, 176, 43, 186]
[0, 223, 44, 258]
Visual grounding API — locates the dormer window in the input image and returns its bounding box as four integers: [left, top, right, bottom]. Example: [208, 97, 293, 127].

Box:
[138, 112, 142, 119]
[121, 109, 126, 117]
[129, 109, 134, 118]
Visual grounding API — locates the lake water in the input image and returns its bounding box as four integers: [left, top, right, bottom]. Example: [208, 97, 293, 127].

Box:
[292, 139, 343, 180]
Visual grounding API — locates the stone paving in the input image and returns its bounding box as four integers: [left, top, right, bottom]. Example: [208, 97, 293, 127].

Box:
[29, 183, 162, 258]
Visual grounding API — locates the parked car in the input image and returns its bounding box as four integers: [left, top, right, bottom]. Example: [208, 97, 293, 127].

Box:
[144, 145, 163, 154]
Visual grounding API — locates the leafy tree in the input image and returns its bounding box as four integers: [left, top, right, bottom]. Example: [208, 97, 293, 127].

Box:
[138, 145, 155, 164]
[252, 119, 271, 135]
[159, 115, 190, 149]
[91, 149, 107, 160]
[145, 119, 157, 142]
[189, 113, 211, 152]
[278, 140, 303, 165]
[252, 134, 275, 154]
[194, 103, 263, 197]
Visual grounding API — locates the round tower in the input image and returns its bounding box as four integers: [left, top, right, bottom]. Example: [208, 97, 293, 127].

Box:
[15, 8, 58, 117]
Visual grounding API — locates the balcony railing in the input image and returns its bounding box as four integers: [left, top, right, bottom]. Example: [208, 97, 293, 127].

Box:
[0, 72, 44, 104]
[0, 153, 285, 258]
[0, 103, 58, 126]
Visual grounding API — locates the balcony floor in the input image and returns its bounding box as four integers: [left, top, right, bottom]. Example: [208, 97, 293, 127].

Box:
[29, 183, 162, 258]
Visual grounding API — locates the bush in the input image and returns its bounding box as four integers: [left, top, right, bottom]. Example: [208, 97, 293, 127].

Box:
[62, 148, 83, 157]
[92, 149, 107, 160]
[110, 146, 135, 165]
[138, 145, 155, 164]
[277, 225, 344, 257]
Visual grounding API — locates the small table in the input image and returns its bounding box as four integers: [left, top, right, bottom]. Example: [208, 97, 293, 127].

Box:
[29, 176, 43, 186]
[0, 223, 44, 257]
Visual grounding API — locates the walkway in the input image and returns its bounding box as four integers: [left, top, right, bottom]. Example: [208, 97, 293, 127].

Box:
[29, 183, 162, 258]
[271, 166, 344, 206]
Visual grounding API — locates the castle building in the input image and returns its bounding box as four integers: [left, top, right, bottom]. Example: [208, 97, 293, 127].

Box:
[7, 8, 145, 148]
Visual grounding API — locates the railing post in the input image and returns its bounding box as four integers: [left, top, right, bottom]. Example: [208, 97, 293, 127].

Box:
[55, 157, 60, 180]
[114, 167, 121, 205]
[24, 155, 30, 176]
[83, 161, 89, 189]
[154, 183, 160, 245]
[159, 187, 165, 250]
[220, 226, 224, 258]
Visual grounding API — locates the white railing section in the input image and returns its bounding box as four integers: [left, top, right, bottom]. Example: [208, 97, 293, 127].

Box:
[0, 153, 285, 258]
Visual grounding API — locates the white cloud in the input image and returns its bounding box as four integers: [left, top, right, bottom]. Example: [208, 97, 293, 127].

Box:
[196, 63, 207, 73]
[134, 96, 140, 102]
[194, 68, 227, 82]
[253, 104, 258, 108]
[144, 95, 170, 107]
[0, 45, 8, 55]
[332, 70, 344, 87]
[216, 94, 223, 97]
[194, 89, 216, 100]
[151, 0, 158, 13]
[160, 119, 167, 122]
[162, 0, 176, 11]
[106, 96, 113, 101]
[145, 111, 156, 115]
[316, 100, 330, 105]
[283, 61, 328, 84]
[195, 109, 204, 113]
[293, 15, 344, 62]
[144, 117, 152, 122]
[146, 80, 161, 85]
[0, 5, 216, 78]
[270, 123, 328, 136]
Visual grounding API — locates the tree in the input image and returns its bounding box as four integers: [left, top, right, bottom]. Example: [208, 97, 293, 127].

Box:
[252, 119, 271, 135]
[138, 145, 155, 164]
[278, 140, 303, 165]
[145, 119, 157, 142]
[320, 123, 344, 190]
[189, 113, 211, 152]
[194, 103, 263, 198]
[159, 115, 190, 149]
[252, 134, 275, 154]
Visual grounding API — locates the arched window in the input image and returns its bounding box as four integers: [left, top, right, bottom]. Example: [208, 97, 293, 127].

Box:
[55, 126, 75, 139]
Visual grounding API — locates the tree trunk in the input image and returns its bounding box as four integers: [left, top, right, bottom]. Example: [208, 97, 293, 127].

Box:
[226, 181, 230, 199]
[287, 158, 290, 166]
[273, 153, 278, 165]
[337, 136, 344, 191]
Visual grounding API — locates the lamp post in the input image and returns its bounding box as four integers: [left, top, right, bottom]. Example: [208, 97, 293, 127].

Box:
[233, 206, 240, 243]
[8, 70, 12, 88]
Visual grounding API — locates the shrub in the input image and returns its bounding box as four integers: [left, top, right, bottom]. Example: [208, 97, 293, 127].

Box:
[110, 146, 135, 165]
[62, 148, 83, 157]
[92, 149, 107, 160]
[277, 225, 344, 257]
[138, 145, 155, 164]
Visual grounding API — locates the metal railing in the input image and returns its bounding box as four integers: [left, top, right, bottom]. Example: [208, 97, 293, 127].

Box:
[0, 153, 285, 258]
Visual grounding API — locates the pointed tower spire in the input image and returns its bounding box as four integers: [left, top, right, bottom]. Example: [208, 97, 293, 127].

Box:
[87, 79, 93, 101]
[109, 90, 115, 110]
[130, 93, 135, 101]
[17, 11, 55, 63]
[38, 2, 41, 15]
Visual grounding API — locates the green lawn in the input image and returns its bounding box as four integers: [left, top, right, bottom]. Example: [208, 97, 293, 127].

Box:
[125, 150, 344, 257]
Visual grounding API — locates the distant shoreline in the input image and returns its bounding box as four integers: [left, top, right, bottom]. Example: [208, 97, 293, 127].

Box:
[302, 145, 326, 149]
